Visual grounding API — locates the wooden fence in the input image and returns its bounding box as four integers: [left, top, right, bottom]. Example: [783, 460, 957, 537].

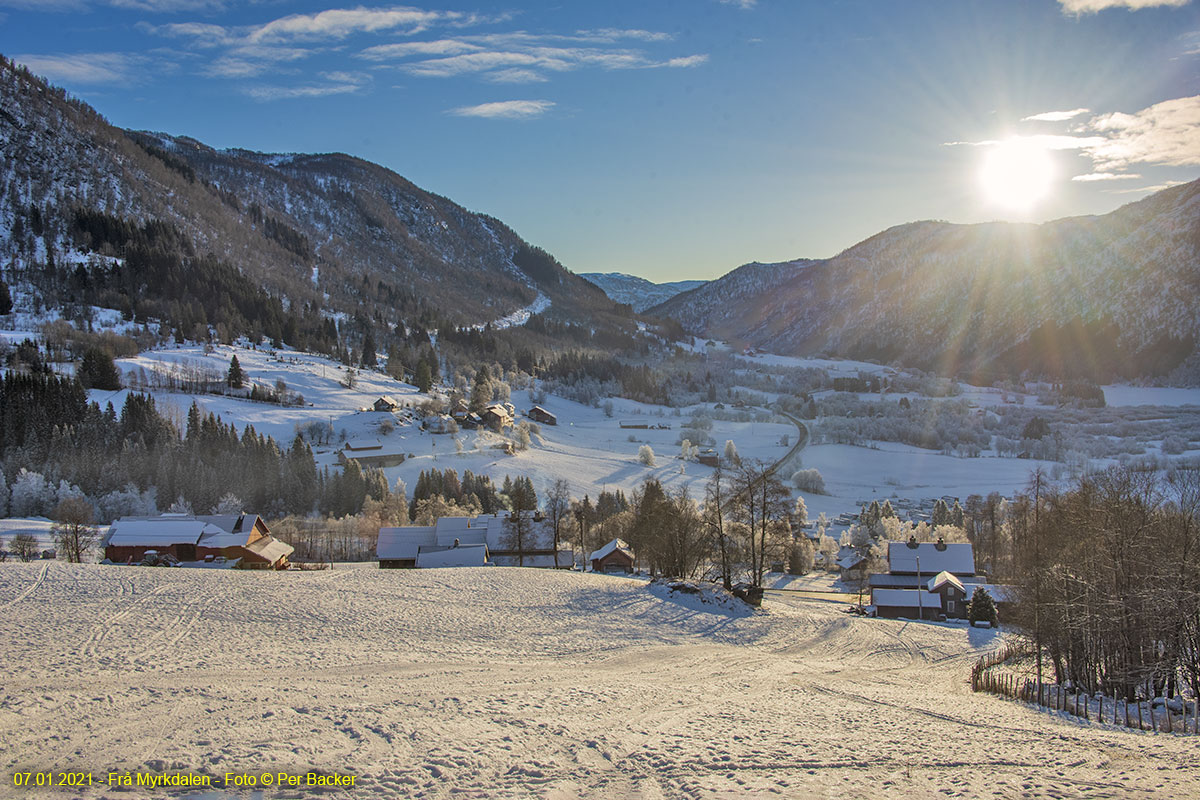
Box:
[971, 647, 1199, 735]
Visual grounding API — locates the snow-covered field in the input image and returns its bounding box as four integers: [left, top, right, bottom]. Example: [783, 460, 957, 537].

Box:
[799, 443, 1060, 522]
[1, 562, 1195, 800]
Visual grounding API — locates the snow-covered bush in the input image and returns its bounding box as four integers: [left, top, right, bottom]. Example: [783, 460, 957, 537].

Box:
[638, 445, 656, 467]
[1162, 435, 1188, 455]
[791, 468, 827, 495]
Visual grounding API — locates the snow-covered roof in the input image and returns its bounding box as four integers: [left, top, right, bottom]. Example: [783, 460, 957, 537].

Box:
[836, 547, 865, 570]
[344, 438, 383, 451]
[589, 538, 633, 562]
[377, 526, 435, 560]
[886, 541, 974, 575]
[106, 518, 223, 547]
[416, 543, 489, 568]
[928, 571, 964, 593]
[245, 536, 293, 564]
[871, 589, 942, 609]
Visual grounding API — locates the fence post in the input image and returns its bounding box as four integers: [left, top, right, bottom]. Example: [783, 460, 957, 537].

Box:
[1137, 702, 1144, 731]
[1099, 696, 1103, 724]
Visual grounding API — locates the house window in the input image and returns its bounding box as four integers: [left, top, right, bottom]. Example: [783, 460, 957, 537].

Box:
[947, 600, 956, 613]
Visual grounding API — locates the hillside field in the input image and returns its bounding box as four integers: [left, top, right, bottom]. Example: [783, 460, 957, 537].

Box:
[2, 562, 1197, 799]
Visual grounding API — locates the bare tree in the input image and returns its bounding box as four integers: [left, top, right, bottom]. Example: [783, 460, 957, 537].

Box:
[10, 532, 39, 562]
[51, 496, 98, 563]
[545, 479, 571, 568]
[733, 460, 792, 587]
[703, 464, 734, 590]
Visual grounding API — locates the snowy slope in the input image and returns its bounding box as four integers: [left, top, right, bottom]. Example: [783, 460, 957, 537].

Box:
[2, 563, 1196, 799]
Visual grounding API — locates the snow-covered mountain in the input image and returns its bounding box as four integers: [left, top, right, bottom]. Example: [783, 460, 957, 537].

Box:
[0, 56, 625, 336]
[654, 183, 1200, 382]
[581, 272, 705, 312]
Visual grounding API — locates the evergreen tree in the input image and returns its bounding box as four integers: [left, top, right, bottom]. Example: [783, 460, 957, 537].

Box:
[968, 587, 998, 626]
[470, 365, 492, 413]
[0, 280, 12, 315]
[415, 361, 432, 393]
[932, 498, 951, 528]
[78, 348, 121, 391]
[360, 329, 377, 369]
[227, 355, 245, 389]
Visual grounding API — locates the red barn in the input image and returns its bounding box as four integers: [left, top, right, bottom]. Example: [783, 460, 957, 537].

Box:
[590, 538, 635, 574]
[103, 513, 292, 569]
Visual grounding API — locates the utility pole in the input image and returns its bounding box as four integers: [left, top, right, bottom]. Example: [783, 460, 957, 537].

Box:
[917, 554, 923, 621]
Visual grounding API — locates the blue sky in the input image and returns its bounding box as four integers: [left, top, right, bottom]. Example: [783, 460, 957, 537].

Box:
[3, 0, 1199, 282]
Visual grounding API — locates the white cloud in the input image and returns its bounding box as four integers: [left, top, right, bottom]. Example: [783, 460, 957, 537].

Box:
[666, 54, 709, 68]
[1021, 108, 1091, 122]
[485, 68, 548, 84]
[244, 71, 368, 101]
[448, 99, 554, 119]
[1071, 171, 1143, 181]
[247, 7, 452, 44]
[359, 39, 482, 61]
[575, 28, 673, 43]
[13, 52, 140, 84]
[1058, 0, 1190, 12]
[1085, 95, 1200, 168]
[944, 134, 1108, 150]
[718, 0, 758, 9]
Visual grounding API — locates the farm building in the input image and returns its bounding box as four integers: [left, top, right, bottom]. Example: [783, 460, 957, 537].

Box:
[337, 438, 407, 468]
[869, 538, 1011, 619]
[377, 513, 567, 569]
[589, 538, 635, 574]
[373, 396, 400, 412]
[527, 406, 557, 426]
[102, 513, 293, 569]
[480, 404, 513, 430]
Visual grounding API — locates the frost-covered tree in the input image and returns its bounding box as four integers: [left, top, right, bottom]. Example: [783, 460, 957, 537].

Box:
[9, 469, 53, 517]
[514, 421, 532, 451]
[97, 485, 157, 523]
[788, 536, 814, 575]
[793, 496, 808, 527]
[0, 470, 8, 516]
[791, 468, 827, 495]
[215, 493, 244, 514]
[724, 439, 740, 466]
[638, 444, 656, 467]
[167, 496, 194, 514]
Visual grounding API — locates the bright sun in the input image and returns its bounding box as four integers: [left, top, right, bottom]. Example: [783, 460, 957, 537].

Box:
[979, 138, 1055, 212]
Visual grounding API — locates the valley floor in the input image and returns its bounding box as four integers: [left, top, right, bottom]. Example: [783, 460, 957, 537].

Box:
[1, 563, 1195, 800]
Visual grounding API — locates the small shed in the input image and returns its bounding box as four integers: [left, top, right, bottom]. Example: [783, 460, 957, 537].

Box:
[590, 538, 635, 574]
[374, 396, 399, 412]
[871, 589, 943, 620]
[528, 405, 557, 426]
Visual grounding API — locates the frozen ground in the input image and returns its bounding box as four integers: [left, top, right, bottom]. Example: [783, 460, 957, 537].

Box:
[1, 562, 1196, 800]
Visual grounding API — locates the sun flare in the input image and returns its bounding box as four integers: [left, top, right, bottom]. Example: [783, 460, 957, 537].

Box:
[979, 138, 1055, 212]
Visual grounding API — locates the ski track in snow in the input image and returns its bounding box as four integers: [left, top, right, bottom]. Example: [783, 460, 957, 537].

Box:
[1, 563, 1197, 800]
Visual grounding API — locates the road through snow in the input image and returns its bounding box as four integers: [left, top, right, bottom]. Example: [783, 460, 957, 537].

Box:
[0, 563, 1195, 799]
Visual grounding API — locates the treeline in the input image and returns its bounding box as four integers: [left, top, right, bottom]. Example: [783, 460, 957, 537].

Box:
[1003, 466, 1200, 704]
[0, 371, 399, 522]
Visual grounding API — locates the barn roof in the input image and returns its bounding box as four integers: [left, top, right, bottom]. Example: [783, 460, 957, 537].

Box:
[377, 526, 435, 560]
[245, 536, 293, 563]
[415, 543, 489, 568]
[871, 589, 942, 609]
[105, 518, 224, 548]
[886, 541, 974, 575]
